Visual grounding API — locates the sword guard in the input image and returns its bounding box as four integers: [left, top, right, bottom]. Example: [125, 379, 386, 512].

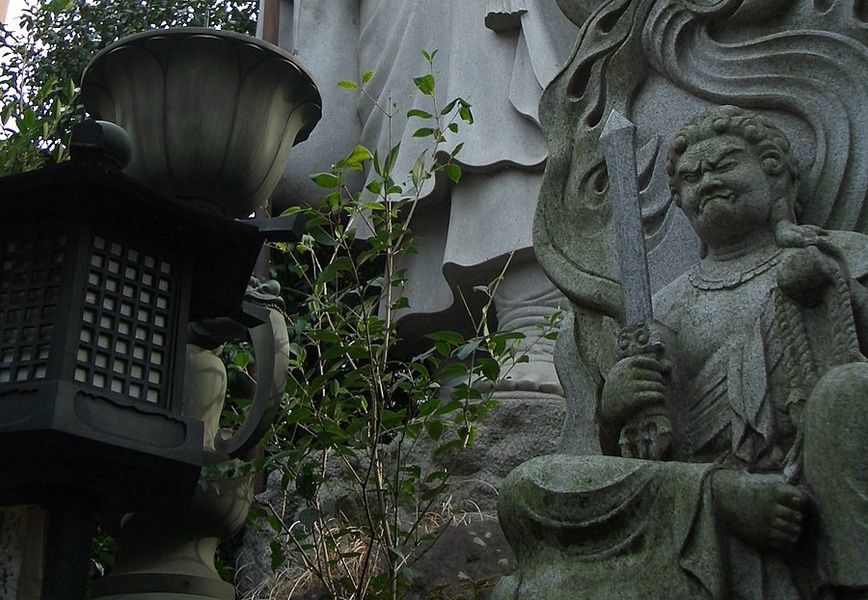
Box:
[617, 322, 666, 359]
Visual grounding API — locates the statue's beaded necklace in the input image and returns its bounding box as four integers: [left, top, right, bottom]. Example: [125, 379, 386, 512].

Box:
[688, 248, 783, 290]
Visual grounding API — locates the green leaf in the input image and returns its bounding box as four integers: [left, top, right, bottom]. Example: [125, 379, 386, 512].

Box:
[384, 143, 400, 176]
[425, 330, 464, 345]
[295, 464, 317, 501]
[350, 144, 374, 162]
[436, 362, 469, 381]
[447, 123, 459, 134]
[47, 0, 74, 13]
[446, 163, 461, 184]
[413, 74, 435, 96]
[270, 541, 286, 570]
[335, 144, 373, 170]
[412, 127, 436, 138]
[233, 350, 251, 368]
[316, 256, 354, 283]
[361, 70, 374, 84]
[310, 172, 340, 188]
[337, 79, 358, 89]
[480, 357, 501, 382]
[439, 98, 459, 116]
[456, 340, 481, 360]
[365, 180, 383, 195]
[407, 108, 433, 119]
[410, 152, 427, 188]
[425, 419, 444, 441]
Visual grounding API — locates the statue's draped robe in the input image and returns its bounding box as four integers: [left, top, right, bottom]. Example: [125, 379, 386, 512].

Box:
[267, 0, 576, 333]
[497, 233, 868, 599]
[357, 0, 577, 333]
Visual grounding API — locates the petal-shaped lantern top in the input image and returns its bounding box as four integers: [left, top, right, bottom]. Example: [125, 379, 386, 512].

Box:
[81, 28, 322, 218]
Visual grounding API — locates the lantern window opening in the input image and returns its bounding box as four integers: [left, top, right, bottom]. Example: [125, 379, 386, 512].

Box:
[73, 235, 177, 408]
[0, 232, 65, 385]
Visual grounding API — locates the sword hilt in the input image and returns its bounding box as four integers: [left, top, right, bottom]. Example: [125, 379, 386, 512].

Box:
[616, 321, 674, 460]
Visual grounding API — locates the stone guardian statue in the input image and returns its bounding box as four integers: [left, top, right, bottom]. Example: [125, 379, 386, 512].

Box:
[494, 105, 868, 600]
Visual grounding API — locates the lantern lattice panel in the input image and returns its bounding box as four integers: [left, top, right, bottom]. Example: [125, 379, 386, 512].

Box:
[0, 234, 66, 384]
[73, 235, 175, 405]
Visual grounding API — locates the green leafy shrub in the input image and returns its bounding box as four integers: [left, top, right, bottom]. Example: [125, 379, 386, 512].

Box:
[231, 54, 540, 600]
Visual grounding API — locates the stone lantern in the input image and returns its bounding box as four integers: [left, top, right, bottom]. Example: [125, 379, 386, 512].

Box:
[0, 27, 321, 600]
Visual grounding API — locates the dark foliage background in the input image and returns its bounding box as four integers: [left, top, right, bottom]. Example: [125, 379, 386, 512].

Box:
[0, 0, 257, 173]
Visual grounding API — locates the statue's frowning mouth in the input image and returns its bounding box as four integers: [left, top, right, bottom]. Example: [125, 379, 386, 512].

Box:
[699, 190, 735, 213]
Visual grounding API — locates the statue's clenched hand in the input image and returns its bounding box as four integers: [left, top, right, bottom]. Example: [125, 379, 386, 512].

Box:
[777, 245, 838, 307]
[601, 354, 668, 425]
[601, 322, 674, 459]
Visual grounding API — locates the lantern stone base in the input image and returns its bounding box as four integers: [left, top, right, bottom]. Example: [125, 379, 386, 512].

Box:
[91, 573, 234, 600]
[92, 472, 252, 600]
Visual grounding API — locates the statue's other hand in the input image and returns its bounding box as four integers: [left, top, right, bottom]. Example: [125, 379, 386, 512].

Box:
[601, 354, 669, 426]
[777, 246, 838, 307]
[713, 471, 811, 550]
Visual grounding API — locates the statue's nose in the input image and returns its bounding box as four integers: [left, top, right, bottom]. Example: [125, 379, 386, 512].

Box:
[698, 172, 722, 193]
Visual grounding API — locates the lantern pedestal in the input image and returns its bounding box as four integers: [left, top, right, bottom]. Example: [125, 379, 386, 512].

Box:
[91, 342, 254, 600]
[42, 507, 97, 600]
[89, 473, 252, 600]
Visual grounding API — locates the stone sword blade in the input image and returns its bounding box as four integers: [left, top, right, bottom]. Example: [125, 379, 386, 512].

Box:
[599, 109, 653, 328]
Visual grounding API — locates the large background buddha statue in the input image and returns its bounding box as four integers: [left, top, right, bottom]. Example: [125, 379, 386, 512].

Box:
[263, 0, 577, 395]
[494, 105, 868, 600]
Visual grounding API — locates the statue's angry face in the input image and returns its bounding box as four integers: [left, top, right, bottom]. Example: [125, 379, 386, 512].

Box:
[673, 135, 775, 245]
[667, 106, 801, 248]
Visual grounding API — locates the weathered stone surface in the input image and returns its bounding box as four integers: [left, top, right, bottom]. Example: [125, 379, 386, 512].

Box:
[236, 395, 564, 598]
[404, 517, 516, 600]
[534, 0, 868, 453]
[405, 396, 566, 514]
[499, 100, 868, 598]
[0, 506, 44, 600]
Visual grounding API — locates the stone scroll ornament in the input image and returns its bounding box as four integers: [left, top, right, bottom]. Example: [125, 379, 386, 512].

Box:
[535, 0, 867, 323]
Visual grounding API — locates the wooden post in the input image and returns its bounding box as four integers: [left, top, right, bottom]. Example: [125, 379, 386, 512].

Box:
[261, 0, 280, 45]
[255, 0, 282, 277]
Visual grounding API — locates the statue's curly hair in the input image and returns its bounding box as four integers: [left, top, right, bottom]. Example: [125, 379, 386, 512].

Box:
[666, 105, 800, 217]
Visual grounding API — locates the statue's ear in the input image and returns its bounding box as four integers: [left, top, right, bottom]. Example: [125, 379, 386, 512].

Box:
[760, 148, 786, 177]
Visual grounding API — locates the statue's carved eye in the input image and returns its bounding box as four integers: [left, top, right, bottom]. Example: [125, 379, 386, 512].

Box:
[681, 171, 699, 184]
[716, 159, 736, 172]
